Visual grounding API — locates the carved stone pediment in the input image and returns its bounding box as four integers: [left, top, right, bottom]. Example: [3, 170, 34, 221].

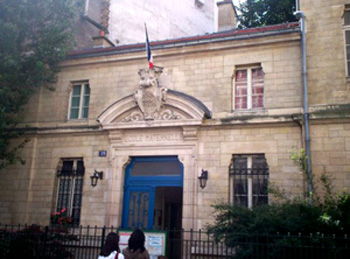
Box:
[97, 67, 211, 129]
[123, 109, 182, 122]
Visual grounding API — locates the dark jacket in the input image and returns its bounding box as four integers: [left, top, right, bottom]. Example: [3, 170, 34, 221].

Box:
[122, 248, 150, 259]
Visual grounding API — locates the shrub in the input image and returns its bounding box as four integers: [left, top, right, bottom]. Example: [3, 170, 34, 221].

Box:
[0, 225, 77, 259]
[207, 168, 350, 258]
[207, 199, 350, 258]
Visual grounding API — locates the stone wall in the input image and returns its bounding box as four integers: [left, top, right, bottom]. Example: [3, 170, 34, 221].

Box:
[23, 34, 302, 125]
[301, 0, 350, 105]
[0, 133, 111, 225]
[196, 124, 304, 228]
[310, 122, 350, 189]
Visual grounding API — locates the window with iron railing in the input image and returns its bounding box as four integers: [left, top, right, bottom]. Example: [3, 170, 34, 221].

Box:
[229, 154, 269, 208]
[55, 159, 85, 226]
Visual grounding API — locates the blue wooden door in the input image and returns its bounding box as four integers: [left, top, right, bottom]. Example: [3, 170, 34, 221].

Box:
[123, 187, 155, 229]
[122, 156, 183, 230]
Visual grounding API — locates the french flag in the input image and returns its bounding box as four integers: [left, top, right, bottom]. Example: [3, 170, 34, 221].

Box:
[145, 24, 154, 69]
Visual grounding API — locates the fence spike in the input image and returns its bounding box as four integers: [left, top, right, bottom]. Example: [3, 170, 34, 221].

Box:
[2, 225, 349, 258]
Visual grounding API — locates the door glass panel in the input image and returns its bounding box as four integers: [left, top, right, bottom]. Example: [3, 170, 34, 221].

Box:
[127, 191, 149, 229]
[131, 160, 182, 176]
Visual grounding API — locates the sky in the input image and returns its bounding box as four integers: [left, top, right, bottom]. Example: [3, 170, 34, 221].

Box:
[232, 0, 242, 7]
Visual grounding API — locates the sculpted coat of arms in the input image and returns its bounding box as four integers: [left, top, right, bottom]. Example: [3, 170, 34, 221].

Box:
[123, 67, 181, 122]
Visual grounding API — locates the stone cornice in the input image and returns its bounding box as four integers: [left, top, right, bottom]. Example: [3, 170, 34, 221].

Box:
[16, 113, 350, 136]
[17, 105, 349, 135]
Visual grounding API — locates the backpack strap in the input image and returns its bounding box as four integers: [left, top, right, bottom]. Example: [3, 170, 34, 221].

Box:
[114, 252, 119, 259]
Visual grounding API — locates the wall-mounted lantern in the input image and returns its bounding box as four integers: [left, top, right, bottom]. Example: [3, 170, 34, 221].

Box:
[198, 169, 208, 189]
[90, 170, 103, 187]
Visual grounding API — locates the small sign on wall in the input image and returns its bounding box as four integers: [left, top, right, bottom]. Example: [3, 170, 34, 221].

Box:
[98, 150, 107, 157]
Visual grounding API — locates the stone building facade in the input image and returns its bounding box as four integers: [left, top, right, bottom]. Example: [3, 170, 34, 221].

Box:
[0, 0, 349, 234]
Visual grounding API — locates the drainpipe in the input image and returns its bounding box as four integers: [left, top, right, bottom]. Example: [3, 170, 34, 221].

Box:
[295, 0, 300, 11]
[294, 9, 313, 201]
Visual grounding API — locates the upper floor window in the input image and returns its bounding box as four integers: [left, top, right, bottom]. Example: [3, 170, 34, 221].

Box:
[229, 154, 269, 208]
[344, 7, 350, 77]
[54, 158, 85, 226]
[69, 82, 90, 119]
[234, 66, 264, 110]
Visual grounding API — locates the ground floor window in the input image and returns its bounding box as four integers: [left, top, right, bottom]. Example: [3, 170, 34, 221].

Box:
[229, 154, 269, 208]
[55, 158, 85, 225]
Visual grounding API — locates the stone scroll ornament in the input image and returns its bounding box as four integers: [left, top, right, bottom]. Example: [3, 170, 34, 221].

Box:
[125, 67, 180, 121]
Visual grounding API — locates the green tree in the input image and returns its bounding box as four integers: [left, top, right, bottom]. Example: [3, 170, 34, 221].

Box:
[0, 0, 83, 170]
[235, 0, 297, 29]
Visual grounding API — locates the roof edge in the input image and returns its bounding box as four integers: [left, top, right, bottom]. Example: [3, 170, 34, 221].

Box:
[67, 22, 300, 60]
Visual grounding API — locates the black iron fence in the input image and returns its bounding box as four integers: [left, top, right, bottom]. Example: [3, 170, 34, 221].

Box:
[0, 224, 349, 258]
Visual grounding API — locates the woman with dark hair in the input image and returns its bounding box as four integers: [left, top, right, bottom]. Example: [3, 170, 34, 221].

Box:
[123, 229, 150, 259]
[99, 232, 125, 259]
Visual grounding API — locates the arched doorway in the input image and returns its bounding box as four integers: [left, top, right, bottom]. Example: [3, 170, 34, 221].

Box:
[121, 156, 183, 230]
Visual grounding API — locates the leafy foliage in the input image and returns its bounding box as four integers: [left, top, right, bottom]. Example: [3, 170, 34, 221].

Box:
[0, 0, 83, 169]
[208, 171, 350, 258]
[51, 208, 73, 226]
[290, 148, 308, 175]
[0, 225, 78, 259]
[235, 0, 298, 28]
[289, 147, 314, 200]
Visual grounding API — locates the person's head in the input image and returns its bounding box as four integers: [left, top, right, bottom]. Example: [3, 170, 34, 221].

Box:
[128, 229, 146, 252]
[100, 232, 120, 256]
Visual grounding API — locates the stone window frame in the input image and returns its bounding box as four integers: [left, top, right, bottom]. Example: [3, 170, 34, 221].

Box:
[229, 154, 269, 209]
[343, 5, 350, 79]
[68, 81, 90, 120]
[54, 158, 85, 226]
[232, 64, 265, 111]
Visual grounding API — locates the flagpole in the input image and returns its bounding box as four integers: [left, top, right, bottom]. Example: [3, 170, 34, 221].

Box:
[145, 23, 154, 69]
